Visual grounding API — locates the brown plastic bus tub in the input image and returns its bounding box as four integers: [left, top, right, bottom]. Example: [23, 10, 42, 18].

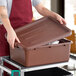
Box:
[10, 17, 72, 67]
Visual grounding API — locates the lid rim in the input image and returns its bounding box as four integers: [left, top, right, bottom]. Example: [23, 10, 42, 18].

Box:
[15, 17, 72, 50]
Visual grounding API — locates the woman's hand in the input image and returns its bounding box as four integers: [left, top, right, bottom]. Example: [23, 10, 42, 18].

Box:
[7, 29, 20, 49]
[35, 3, 66, 24]
[0, 6, 20, 48]
[35, 3, 66, 25]
[55, 14, 66, 25]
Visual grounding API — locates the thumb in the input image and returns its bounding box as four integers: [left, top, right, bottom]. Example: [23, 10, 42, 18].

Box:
[16, 36, 21, 43]
[59, 19, 63, 24]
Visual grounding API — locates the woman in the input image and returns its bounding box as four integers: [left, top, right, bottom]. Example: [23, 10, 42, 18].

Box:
[0, 0, 66, 75]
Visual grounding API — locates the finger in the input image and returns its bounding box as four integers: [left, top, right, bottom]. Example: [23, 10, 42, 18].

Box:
[7, 38, 12, 48]
[12, 38, 15, 49]
[60, 20, 63, 24]
[62, 19, 66, 25]
[16, 37, 21, 43]
[58, 18, 63, 24]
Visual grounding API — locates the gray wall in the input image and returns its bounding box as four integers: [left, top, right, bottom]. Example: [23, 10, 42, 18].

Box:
[51, 0, 59, 13]
[51, 0, 64, 17]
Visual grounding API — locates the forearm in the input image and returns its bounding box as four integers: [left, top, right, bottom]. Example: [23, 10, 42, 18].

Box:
[35, 2, 63, 21]
[0, 6, 20, 48]
[38, 7, 57, 18]
[0, 6, 13, 33]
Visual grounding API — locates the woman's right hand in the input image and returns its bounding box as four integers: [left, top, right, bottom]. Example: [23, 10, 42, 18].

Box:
[0, 6, 20, 48]
[7, 29, 20, 49]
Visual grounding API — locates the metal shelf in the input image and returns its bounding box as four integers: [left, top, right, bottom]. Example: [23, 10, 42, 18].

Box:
[0, 56, 75, 76]
[2, 56, 69, 72]
[70, 53, 76, 60]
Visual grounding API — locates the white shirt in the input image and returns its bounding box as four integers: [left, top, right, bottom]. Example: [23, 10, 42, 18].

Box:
[0, 0, 42, 24]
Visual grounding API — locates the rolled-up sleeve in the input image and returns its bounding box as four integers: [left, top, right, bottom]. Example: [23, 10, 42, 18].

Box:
[32, 0, 42, 7]
[0, 0, 7, 7]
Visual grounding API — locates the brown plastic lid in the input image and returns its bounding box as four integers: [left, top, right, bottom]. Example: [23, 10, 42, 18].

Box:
[15, 17, 72, 49]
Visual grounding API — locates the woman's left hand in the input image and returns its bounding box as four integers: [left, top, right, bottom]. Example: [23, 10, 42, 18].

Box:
[55, 14, 66, 25]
